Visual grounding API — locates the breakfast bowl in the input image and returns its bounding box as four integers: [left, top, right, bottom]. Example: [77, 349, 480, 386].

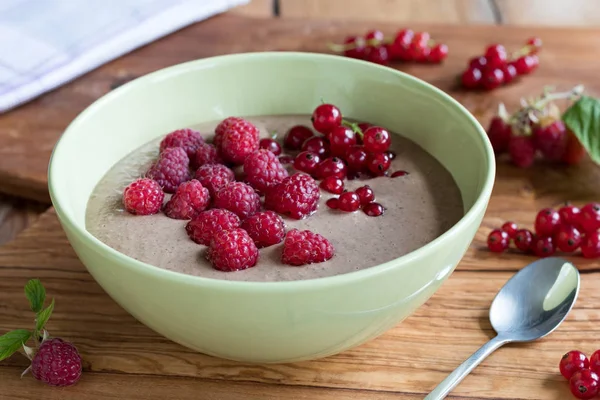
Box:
[48, 52, 495, 363]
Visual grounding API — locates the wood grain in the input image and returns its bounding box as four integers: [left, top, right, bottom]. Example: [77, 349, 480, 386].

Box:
[231, 0, 274, 17]
[496, 0, 600, 26]
[0, 195, 46, 246]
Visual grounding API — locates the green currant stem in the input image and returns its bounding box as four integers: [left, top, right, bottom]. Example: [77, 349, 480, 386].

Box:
[510, 44, 539, 60]
[342, 120, 364, 139]
[533, 85, 584, 109]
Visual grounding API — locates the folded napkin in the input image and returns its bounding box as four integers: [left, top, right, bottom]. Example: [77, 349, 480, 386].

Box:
[0, 0, 249, 113]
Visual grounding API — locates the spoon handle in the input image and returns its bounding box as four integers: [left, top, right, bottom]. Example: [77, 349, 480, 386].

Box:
[424, 335, 508, 400]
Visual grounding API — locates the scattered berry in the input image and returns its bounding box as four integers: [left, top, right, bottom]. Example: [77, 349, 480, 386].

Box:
[365, 45, 390, 65]
[590, 350, 600, 374]
[163, 179, 210, 220]
[367, 152, 391, 176]
[284, 125, 314, 150]
[514, 229, 534, 252]
[281, 229, 334, 266]
[554, 225, 582, 253]
[535, 208, 561, 237]
[570, 369, 599, 399]
[265, 173, 320, 219]
[159, 128, 204, 159]
[561, 351, 590, 380]
[559, 204, 582, 229]
[185, 209, 240, 245]
[316, 157, 348, 179]
[259, 138, 282, 155]
[355, 185, 375, 205]
[329, 126, 357, 156]
[302, 136, 330, 158]
[363, 126, 391, 153]
[487, 229, 509, 253]
[311, 104, 342, 135]
[514, 55, 538, 75]
[343, 36, 366, 59]
[508, 135, 536, 168]
[428, 43, 449, 63]
[532, 235, 556, 258]
[481, 68, 504, 91]
[365, 29, 384, 43]
[320, 176, 344, 194]
[581, 232, 600, 259]
[146, 147, 191, 193]
[192, 143, 222, 169]
[500, 63, 518, 84]
[31, 338, 82, 387]
[461, 67, 482, 89]
[122, 178, 164, 215]
[241, 211, 286, 248]
[346, 145, 369, 172]
[194, 164, 235, 196]
[579, 203, 600, 233]
[220, 119, 260, 164]
[338, 191, 361, 212]
[527, 37, 543, 53]
[213, 181, 261, 219]
[326, 198, 339, 209]
[207, 228, 258, 272]
[501, 221, 518, 238]
[294, 151, 321, 175]
[243, 149, 289, 193]
[363, 202, 385, 217]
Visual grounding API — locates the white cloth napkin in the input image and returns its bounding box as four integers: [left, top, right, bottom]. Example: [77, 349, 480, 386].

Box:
[0, 0, 249, 113]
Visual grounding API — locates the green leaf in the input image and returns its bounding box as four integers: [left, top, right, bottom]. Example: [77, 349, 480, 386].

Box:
[0, 329, 31, 361]
[24, 279, 46, 313]
[35, 298, 55, 333]
[562, 95, 600, 164]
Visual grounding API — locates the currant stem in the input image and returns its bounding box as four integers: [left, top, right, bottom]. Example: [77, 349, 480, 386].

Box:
[534, 84, 584, 108]
[341, 120, 364, 139]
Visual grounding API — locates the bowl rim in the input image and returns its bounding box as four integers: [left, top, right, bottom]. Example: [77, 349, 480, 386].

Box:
[48, 51, 495, 291]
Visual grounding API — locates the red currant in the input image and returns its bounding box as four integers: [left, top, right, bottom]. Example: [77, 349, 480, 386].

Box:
[534, 208, 561, 237]
[484, 44, 507, 64]
[509, 135, 536, 168]
[284, 125, 314, 150]
[355, 185, 375, 205]
[302, 136, 330, 158]
[346, 145, 369, 172]
[363, 202, 385, 217]
[513, 55, 538, 75]
[311, 104, 342, 135]
[365, 45, 390, 65]
[319, 176, 344, 194]
[259, 138, 282, 155]
[532, 120, 568, 162]
[293, 151, 321, 175]
[581, 232, 600, 259]
[338, 191, 361, 212]
[329, 126, 357, 157]
[363, 126, 391, 153]
[469, 56, 487, 70]
[367, 153, 391, 176]
[405, 41, 427, 61]
[365, 30, 384, 44]
[461, 67, 482, 89]
[357, 122, 371, 132]
[501, 221, 518, 238]
[427, 44, 448, 63]
[391, 170, 409, 178]
[326, 197, 339, 210]
[278, 155, 293, 165]
[555, 225, 582, 253]
[316, 157, 347, 179]
[482, 68, 505, 90]
[514, 229, 534, 252]
[561, 351, 590, 380]
[532, 235, 555, 258]
[386, 150, 396, 160]
[394, 29, 414, 46]
[500, 63, 518, 84]
[412, 32, 430, 46]
[487, 229, 509, 253]
[570, 369, 599, 399]
[344, 36, 367, 59]
[415, 46, 431, 63]
[487, 116, 512, 154]
[526, 36, 543, 54]
[590, 350, 600, 374]
[579, 203, 600, 233]
[559, 204, 581, 228]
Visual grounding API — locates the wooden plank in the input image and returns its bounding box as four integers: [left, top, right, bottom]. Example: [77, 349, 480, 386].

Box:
[0, 208, 593, 399]
[278, 0, 496, 24]
[0, 195, 47, 245]
[496, 0, 600, 27]
[231, 0, 274, 17]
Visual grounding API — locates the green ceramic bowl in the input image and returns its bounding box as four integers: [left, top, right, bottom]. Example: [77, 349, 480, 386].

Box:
[48, 52, 494, 363]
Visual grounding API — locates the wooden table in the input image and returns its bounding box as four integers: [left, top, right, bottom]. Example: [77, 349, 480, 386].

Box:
[1, 13, 600, 399]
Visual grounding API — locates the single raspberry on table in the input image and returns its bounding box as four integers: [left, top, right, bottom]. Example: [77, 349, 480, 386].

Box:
[265, 173, 320, 219]
[122, 178, 164, 215]
[282, 229, 334, 266]
[207, 228, 259, 271]
[159, 128, 204, 159]
[192, 143, 222, 169]
[243, 149, 289, 193]
[214, 117, 246, 149]
[31, 338, 82, 387]
[194, 164, 235, 196]
[186, 209, 241, 245]
[146, 147, 191, 193]
[163, 179, 210, 220]
[213, 181, 261, 219]
[241, 211, 286, 248]
[220, 119, 260, 165]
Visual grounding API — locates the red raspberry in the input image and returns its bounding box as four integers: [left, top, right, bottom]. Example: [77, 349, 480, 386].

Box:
[194, 164, 235, 196]
[213, 181, 261, 219]
[220, 119, 260, 165]
[31, 338, 82, 387]
[186, 209, 240, 245]
[163, 179, 210, 220]
[243, 149, 289, 193]
[214, 117, 245, 149]
[282, 229, 334, 266]
[241, 211, 286, 248]
[192, 142, 222, 169]
[122, 178, 164, 215]
[159, 128, 204, 159]
[265, 173, 320, 219]
[146, 147, 191, 193]
[206, 228, 259, 271]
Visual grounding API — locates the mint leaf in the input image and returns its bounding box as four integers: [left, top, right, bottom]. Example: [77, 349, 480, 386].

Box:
[24, 279, 45, 313]
[0, 329, 31, 361]
[35, 298, 54, 333]
[562, 95, 600, 164]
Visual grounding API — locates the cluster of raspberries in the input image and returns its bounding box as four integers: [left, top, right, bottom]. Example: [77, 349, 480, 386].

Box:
[122, 118, 334, 270]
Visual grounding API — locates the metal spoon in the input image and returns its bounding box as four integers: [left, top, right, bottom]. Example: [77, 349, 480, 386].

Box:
[425, 257, 580, 400]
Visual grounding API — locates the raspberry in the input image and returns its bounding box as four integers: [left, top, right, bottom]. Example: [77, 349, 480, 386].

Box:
[163, 179, 210, 220]
[265, 173, 320, 219]
[146, 147, 191, 193]
[213, 181, 261, 219]
[194, 164, 235, 196]
[220, 119, 260, 165]
[206, 228, 259, 271]
[282, 229, 334, 266]
[122, 178, 164, 215]
[243, 149, 289, 193]
[159, 128, 204, 159]
[186, 209, 240, 245]
[31, 338, 82, 387]
[241, 211, 286, 248]
[214, 117, 245, 149]
[192, 143, 222, 169]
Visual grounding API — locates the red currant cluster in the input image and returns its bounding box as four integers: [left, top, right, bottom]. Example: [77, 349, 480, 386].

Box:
[560, 350, 600, 399]
[486, 86, 587, 168]
[487, 203, 600, 258]
[331, 29, 449, 66]
[461, 37, 542, 90]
